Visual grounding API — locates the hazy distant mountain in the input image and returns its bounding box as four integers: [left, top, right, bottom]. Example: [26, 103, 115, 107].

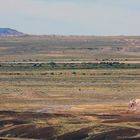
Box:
[0, 28, 25, 36]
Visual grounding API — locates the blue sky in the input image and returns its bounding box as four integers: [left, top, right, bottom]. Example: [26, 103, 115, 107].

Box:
[0, 0, 140, 35]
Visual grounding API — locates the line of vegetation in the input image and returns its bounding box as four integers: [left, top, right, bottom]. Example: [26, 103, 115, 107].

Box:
[0, 62, 140, 71]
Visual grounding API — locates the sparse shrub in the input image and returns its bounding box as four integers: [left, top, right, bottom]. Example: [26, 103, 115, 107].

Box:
[50, 72, 54, 75]
[49, 62, 56, 68]
[41, 72, 48, 75]
[72, 72, 76, 75]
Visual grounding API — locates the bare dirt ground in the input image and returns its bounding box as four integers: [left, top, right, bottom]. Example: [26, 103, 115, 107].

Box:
[0, 110, 139, 140]
[0, 69, 139, 139]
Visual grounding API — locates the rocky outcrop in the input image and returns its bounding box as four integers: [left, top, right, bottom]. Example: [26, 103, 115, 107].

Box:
[128, 99, 140, 113]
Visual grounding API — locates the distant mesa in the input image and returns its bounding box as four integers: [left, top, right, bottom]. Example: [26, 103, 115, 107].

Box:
[0, 28, 25, 37]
